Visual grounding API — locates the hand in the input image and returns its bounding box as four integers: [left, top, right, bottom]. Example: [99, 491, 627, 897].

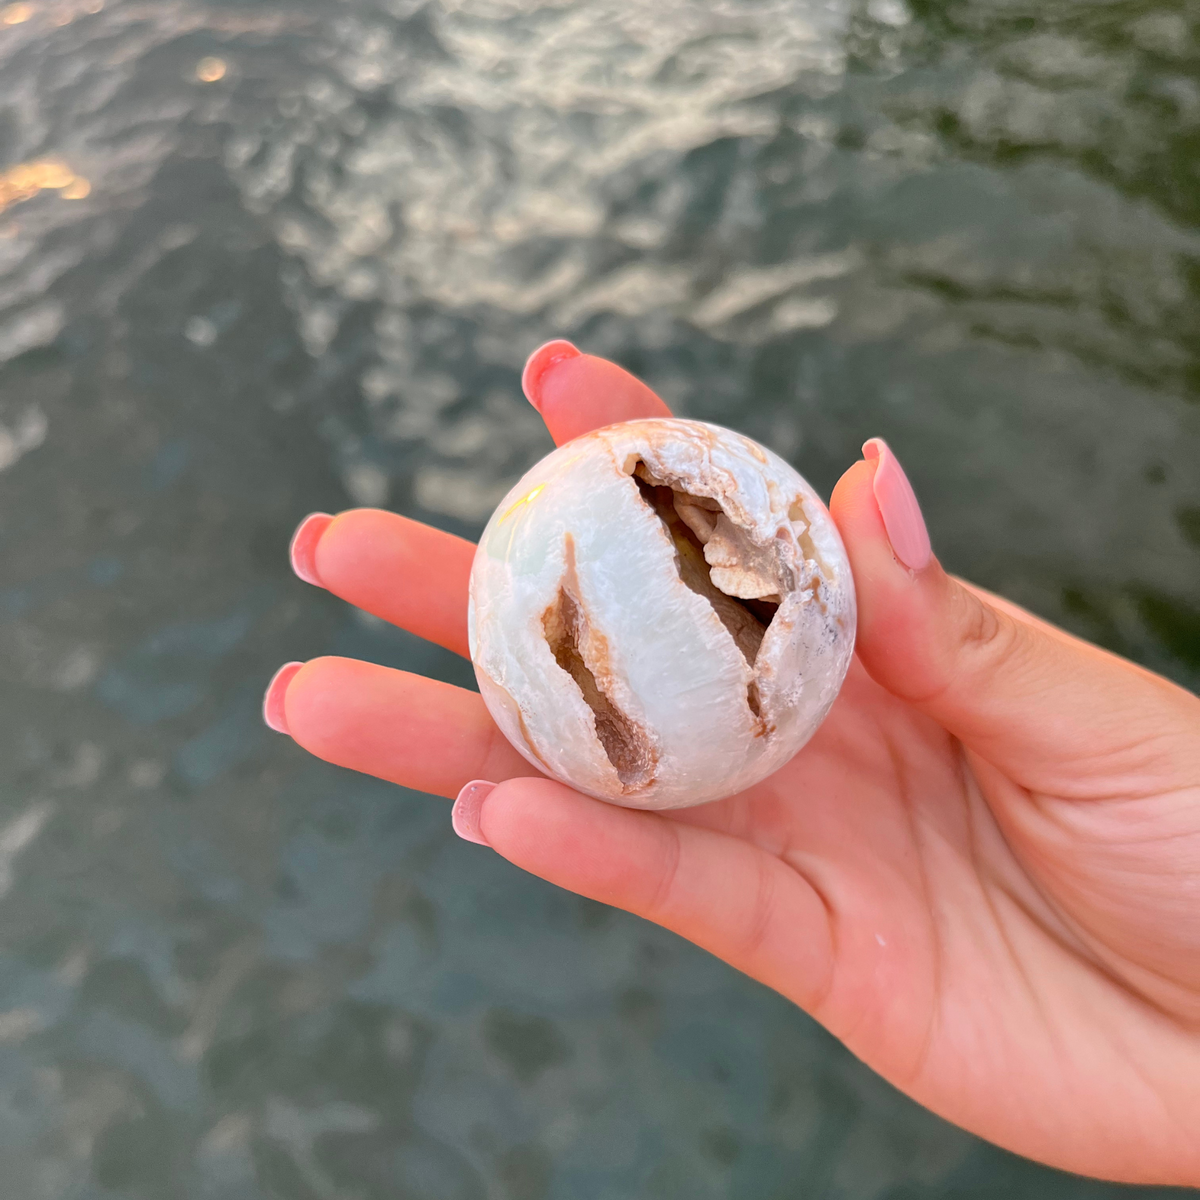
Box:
[264, 343, 1200, 1186]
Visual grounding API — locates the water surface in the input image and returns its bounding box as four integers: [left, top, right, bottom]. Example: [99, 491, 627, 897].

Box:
[1, 0, 1198, 1196]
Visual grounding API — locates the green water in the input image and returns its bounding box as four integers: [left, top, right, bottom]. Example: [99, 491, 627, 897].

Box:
[0, 0, 1197, 1195]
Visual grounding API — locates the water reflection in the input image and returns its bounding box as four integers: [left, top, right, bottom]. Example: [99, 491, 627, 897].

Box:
[849, 0, 1200, 401]
[227, 0, 856, 522]
[0, 0, 1196, 1195]
[0, 160, 91, 213]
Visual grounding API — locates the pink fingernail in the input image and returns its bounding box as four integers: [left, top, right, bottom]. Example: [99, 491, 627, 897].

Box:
[452, 779, 495, 846]
[290, 512, 333, 586]
[263, 661, 304, 734]
[862, 438, 932, 572]
[521, 340, 580, 412]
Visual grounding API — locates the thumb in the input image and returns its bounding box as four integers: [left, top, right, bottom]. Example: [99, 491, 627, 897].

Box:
[829, 439, 1196, 791]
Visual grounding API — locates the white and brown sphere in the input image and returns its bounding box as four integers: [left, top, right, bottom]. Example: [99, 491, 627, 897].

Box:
[468, 418, 856, 810]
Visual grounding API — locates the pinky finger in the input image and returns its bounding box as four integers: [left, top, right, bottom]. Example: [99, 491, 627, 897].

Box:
[468, 777, 835, 1014]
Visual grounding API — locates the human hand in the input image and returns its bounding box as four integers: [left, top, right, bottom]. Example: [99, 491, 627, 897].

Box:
[264, 344, 1200, 1185]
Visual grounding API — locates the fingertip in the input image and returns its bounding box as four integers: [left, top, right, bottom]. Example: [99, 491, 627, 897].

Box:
[830, 452, 939, 687]
[479, 776, 582, 861]
[452, 779, 495, 846]
[521, 346, 674, 444]
[830, 457, 883, 532]
[290, 512, 334, 586]
[279, 655, 372, 754]
[832, 443, 932, 574]
[834, 448, 991, 718]
[263, 661, 305, 734]
[521, 339, 581, 412]
[865, 439, 932, 572]
[476, 777, 674, 915]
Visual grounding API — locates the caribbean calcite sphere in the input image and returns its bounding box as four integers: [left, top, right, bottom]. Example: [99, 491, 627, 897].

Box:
[467, 418, 856, 809]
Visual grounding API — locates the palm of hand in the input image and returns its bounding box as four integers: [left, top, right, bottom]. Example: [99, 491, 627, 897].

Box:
[271, 349, 1200, 1185]
[688, 659, 1200, 1179]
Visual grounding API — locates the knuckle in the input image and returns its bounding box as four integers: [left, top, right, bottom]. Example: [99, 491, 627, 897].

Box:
[739, 855, 777, 962]
[946, 589, 1050, 708]
[641, 823, 683, 921]
[914, 586, 1026, 709]
[955, 588, 1020, 669]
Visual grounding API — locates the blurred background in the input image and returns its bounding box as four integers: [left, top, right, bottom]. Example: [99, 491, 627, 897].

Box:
[1, 0, 1198, 1195]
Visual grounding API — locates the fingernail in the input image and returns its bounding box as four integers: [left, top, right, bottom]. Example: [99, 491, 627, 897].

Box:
[290, 512, 333, 586]
[862, 438, 932, 571]
[263, 662, 304, 734]
[521, 340, 580, 412]
[452, 779, 495, 846]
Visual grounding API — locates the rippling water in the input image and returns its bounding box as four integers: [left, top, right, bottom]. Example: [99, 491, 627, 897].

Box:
[1, 0, 1198, 1195]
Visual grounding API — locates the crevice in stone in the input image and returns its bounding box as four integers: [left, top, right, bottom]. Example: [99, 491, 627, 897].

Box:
[788, 498, 831, 613]
[542, 536, 656, 791]
[632, 463, 780, 667]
